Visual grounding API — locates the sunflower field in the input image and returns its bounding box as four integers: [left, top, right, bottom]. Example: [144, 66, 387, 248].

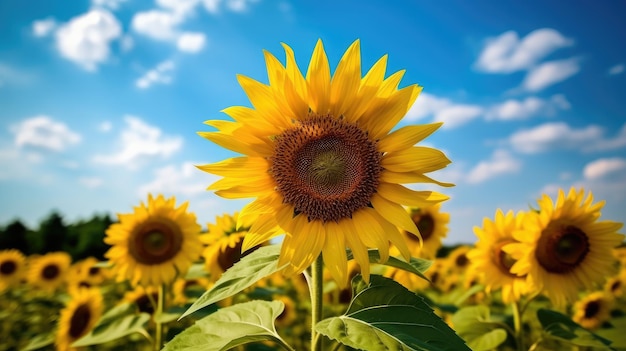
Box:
[1, 39, 626, 351]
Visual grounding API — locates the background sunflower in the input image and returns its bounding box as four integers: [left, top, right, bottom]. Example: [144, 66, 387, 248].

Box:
[401, 204, 450, 259]
[571, 291, 614, 330]
[55, 287, 103, 351]
[26, 251, 71, 293]
[0, 249, 26, 291]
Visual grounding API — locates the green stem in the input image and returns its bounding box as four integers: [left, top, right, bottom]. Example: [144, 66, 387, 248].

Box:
[512, 300, 524, 351]
[310, 255, 324, 351]
[155, 284, 166, 351]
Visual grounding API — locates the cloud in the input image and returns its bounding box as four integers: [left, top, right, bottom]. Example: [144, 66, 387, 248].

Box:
[10, 115, 81, 151]
[132, 10, 182, 40]
[135, 60, 176, 89]
[98, 121, 113, 132]
[522, 58, 580, 92]
[55, 9, 122, 71]
[91, 0, 128, 10]
[584, 124, 626, 152]
[176, 32, 206, 53]
[486, 94, 570, 121]
[508, 122, 604, 154]
[0, 62, 33, 87]
[406, 93, 483, 129]
[79, 177, 104, 188]
[202, 0, 259, 13]
[32, 18, 57, 37]
[609, 64, 625, 76]
[466, 149, 521, 183]
[583, 158, 626, 180]
[138, 162, 207, 197]
[93, 115, 182, 167]
[474, 28, 573, 73]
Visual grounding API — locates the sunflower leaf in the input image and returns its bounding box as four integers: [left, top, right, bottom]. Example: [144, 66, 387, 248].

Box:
[347, 248, 432, 280]
[450, 305, 508, 351]
[163, 300, 290, 351]
[22, 332, 55, 351]
[180, 244, 286, 319]
[316, 275, 470, 351]
[537, 308, 614, 349]
[72, 303, 151, 347]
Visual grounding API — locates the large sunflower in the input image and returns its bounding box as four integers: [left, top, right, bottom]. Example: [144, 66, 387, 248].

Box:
[104, 194, 203, 287]
[505, 187, 625, 307]
[198, 39, 452, 286]
[401, 203, 450, 259]
[27, 251, 71, 293]
[0, 249, 26, 291]
[467, 209, 530, 304]
[55, 288, 104, 351]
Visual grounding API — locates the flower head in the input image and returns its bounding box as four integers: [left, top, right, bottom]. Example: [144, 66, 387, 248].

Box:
[55, 288, 103, 351]
[199, 39, 452, 286]
[0, 249, 26, 291]
[572, 291, 613, 330]
[27, 251, 71, 293]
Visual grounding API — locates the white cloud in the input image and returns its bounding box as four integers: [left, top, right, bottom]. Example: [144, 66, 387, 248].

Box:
[135, 60, 176, 89]
[466, 149, 521, 184]
[583, 158, 626, 180]
[11, 115, 81, 151]
[91, 0, 127, 10]
[157, 0, 201, 16]
[585, 124, 626, 152]
[609, 64, 625, 76]
[406, 92, 483, 129]
[176, 32, 206, 53]
[474, 28, 573, 73]
[509, 122, 603, 154]
[486, 94, 570, 121]
[202, 0, 258, 13]
[120, 35, 134, 52]
[138, 162, 207, 197]
[55, 9, 122, 71]
[32, 18, 57, 37]
[132, 10, 182, 40]
[93, 115, 183, 167]
[406, 93, 451, 120]
[434, 105, 484, 129]
[522, 58, 580, 92]
[0, 63, 33, 87]
[98, 121, 112, 132]
[79, 177, 104, 188]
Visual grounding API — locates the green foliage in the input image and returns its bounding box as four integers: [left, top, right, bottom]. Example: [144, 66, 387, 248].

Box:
[72, 302, 151, 347]
[180, 244, 286, 319]
[451, 305, 508, 351]
[364, 249, 432, 281]
[22, 332, 55, 351]
[163, 300, 292, 351]
[596, 316, 626, 349]
[316, 275, 471, 351]
[536, 308, 615, 350]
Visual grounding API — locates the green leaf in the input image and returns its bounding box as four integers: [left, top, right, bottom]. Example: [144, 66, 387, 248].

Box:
[22, 332, 55, 351]
[595, 317, 626, 348]
[181, 244, 286, 319]
[316, 275, 471, 351]
[72, 303, 151, 347]
[537, 308, 614, 350]
[451, 305, 507, 351]
[163, 300, 291, 351]
[347, 249, 432, 281]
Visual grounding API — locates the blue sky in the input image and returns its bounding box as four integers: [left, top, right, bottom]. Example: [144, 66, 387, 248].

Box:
[1, 0, 625, 244]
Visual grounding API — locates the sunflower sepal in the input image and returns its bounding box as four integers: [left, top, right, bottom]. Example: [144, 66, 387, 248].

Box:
[536, 308, 615, 350]
[71, 302, 152, 348]
[315, 274, 471, 351]
[163, 300, 295, 351]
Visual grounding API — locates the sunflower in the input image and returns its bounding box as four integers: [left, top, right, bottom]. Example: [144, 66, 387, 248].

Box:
[0, 249, 26, 291]
[273, 295, 298, 328]
[104, 194, 203, 287]
[172, 277, 212, 305]
[446, 245, 472, 274]
[505, 187, 625, 307]
[572, 291, 613, 330]
[123, 285, 160, 315]
[604, 275, 625, 299]
[402, 203, 450, 259]
[201, 212, 267, 281]
[66, 257, 111, 295]
[198, 39, 452, 286]
[467, 209, 530, 304]
[27, 251, 71, 293]
[55, 288, 104, 351]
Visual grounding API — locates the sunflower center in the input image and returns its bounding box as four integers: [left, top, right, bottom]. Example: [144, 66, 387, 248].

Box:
[455, 253, 469, 268]
[69, 304, 92, 338]
[270, 115, 382, 222]
[42, 264, 60, 280]
[584, 300, 601, 319]
[0, 260, 17, 275]
[494, 240, 520, 277]
[135, 294, 157, 314]
[417, 214, 435, 240]
[217, 240, 244, 272]
[129, 220, 183, 265]
[611, 280, 622, 293]
[536, 224, 590, 274]
[88, 267, 100, 276]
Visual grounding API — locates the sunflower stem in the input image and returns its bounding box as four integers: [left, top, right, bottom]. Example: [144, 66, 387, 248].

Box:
[512, 300, 524, 351]
[310, 255, 324, 351]
[155, 284, 166, 351]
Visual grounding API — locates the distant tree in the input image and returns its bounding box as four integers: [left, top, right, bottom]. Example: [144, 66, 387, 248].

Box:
[67, 213, 114, 260]
[0, 220, 29, 253]
[38, 211, 68, 253]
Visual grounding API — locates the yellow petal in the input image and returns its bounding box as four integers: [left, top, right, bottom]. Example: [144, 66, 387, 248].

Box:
[371, 193, 419, 235]
[330, 40, 361, 117]
[197, 157, 269, 177]
[380, 170, 455, 187]
[378, 123, 443, 153]
[281, 42, 308, 106]
[366, 85, 421, 140]
[342, 218, 371, 282]
[322, 221, 348, 287]
[352, 208, 389, 263]
[377, 183, 449, 207]
[382, 146, 451, 173]
[306, 39, 331, 114]
[345, 54, 388, 123]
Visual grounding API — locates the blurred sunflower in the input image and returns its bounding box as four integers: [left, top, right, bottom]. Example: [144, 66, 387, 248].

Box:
[467, 209, 530, 304]
[201, 213, 266, 281]
[446, 245, 472, 274]
[572, 291, 613, 330]
[104, 194, 203, 287]
[604, 275, 624, 299]
[123, 285, 160, 315]
[27, 251, 71, 293]
[198, 39, 452, 286]
[66, 257, 110, 294]
[172, 277, 212, 305]
[274, 295, 298, 328]
[55, 288, 103, 351]
[402, 203, 450, 259]
[0, 249, 26, 291]
[505, 188, 625, 307]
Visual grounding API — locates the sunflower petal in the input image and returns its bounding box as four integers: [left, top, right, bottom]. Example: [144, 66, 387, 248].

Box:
[371, 193, 419, 236]
[306, 39, 331, 113]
